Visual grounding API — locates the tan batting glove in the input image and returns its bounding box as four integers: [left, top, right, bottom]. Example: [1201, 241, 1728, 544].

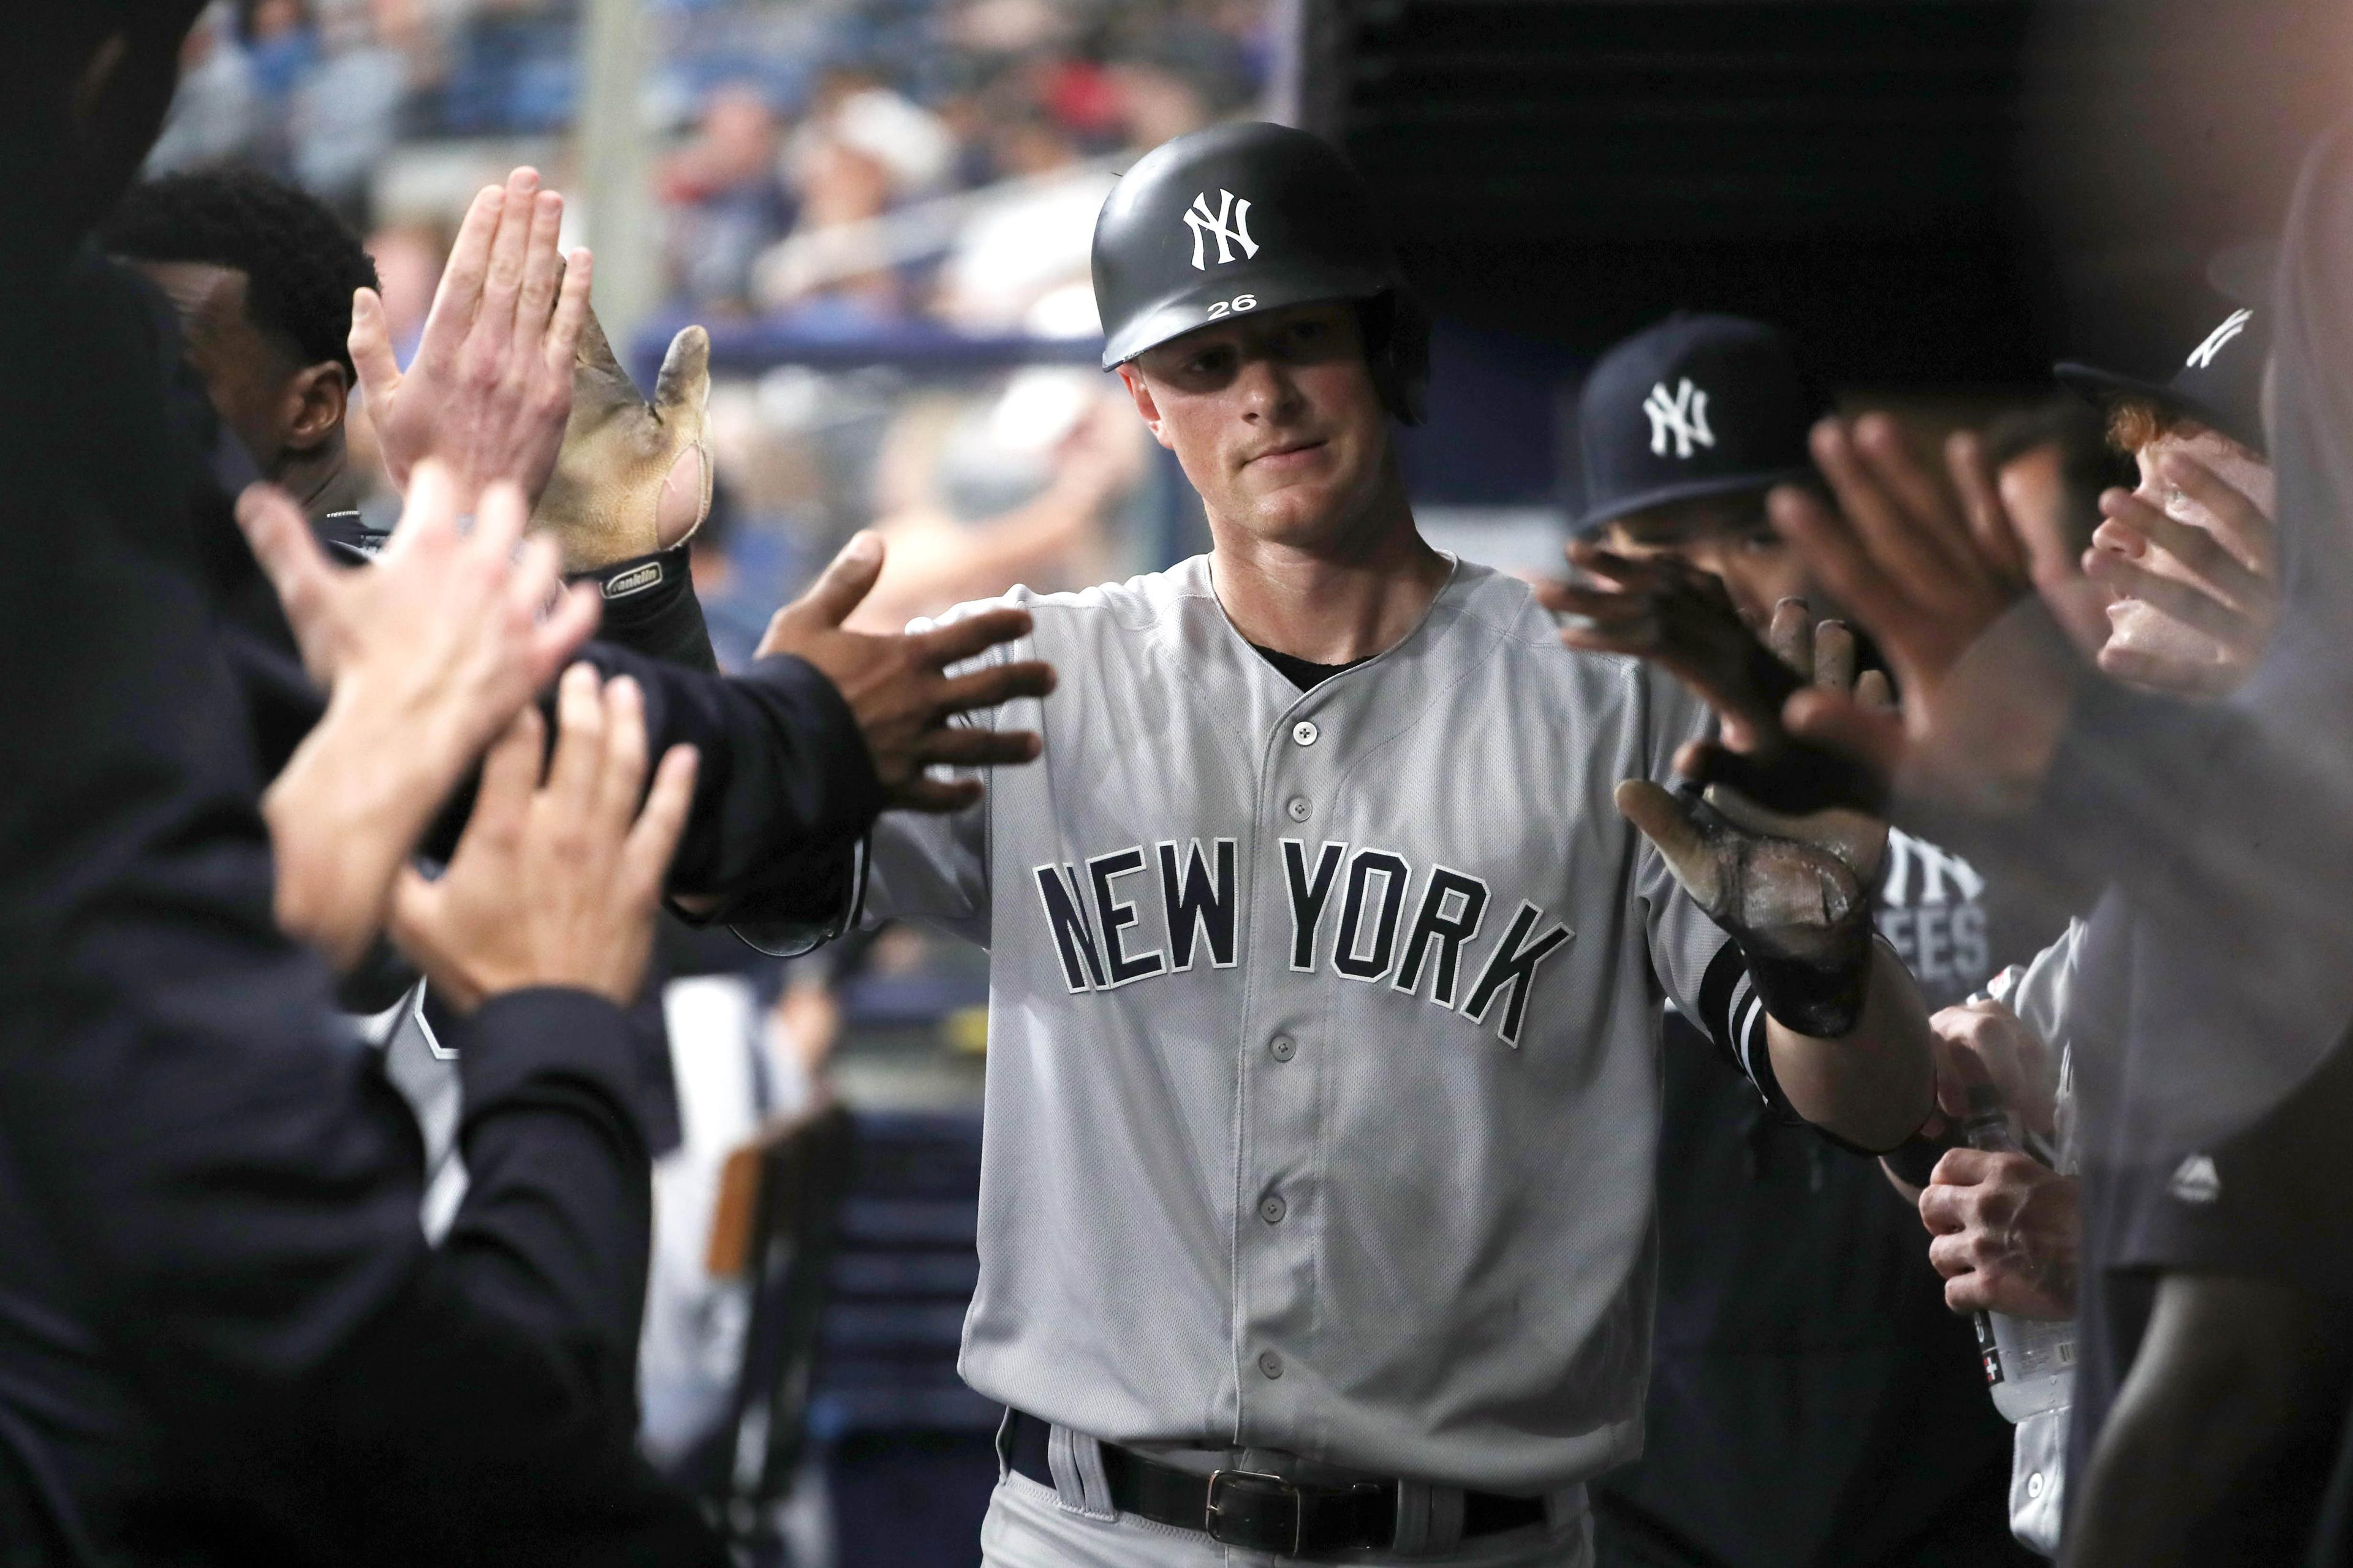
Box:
[531, 305, 714, 577]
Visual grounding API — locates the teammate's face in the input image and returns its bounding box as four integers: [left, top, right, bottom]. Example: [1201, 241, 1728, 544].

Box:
[1118, 304, 1392, 550]
[132, 259, 347, 480]
[1602, 490, 1814, 624]
[2103, 423, 2274, 671]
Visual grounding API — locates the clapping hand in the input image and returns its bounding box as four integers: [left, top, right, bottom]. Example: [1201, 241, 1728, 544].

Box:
[2087, 450, 2281, 698]
[390, 666, 699, 1011]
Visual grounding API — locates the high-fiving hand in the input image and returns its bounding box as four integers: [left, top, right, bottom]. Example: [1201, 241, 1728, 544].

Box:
[238, 461, 601, 969]
[757, 532, 1058, 813]
[390, 666, 699, 1011]
[2087, 450, 2281, 698]
[352, 167, 590, 507]
[1764, 415, 2078, 814]
[1612, 610, 1892, 1039]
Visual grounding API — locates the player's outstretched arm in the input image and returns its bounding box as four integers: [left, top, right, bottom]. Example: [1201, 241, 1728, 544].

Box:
[1623, 778, 1934, 1152]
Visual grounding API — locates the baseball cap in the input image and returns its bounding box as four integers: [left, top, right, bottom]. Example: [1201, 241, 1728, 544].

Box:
[2053, 296, 2273, 458]
[1572, 313, 1826, 536]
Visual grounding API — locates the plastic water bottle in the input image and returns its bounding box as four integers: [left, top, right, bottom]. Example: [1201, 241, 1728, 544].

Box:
[1960, 1086, 2077, 1422]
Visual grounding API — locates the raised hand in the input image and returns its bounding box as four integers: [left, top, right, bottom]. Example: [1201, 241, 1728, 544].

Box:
[2086, 450, 2281, 698]
[757, 532, 1058, 813]
[239, 462, 601, 968]
[235, 460, 598, 721]
[350, 167, 591, 506]
[530, 306, 714, 575]
[390, 667, 699, 1011]
[1765, 415, 2075, 814]
[1541, 543, 1802, 751]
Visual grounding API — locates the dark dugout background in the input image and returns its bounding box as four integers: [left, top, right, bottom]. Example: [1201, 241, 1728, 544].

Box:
[1284, 0, 2353, 510]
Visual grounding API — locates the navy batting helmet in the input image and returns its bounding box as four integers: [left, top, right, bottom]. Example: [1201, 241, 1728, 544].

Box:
[1091, 121, 1429, 424]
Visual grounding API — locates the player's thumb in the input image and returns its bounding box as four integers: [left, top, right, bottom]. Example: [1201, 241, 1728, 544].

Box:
[348, 287, 401, 405]
[1614, 780, 1721, 907]
[781, 531, 886, 632]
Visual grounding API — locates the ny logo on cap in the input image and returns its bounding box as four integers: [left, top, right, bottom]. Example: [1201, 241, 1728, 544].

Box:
[2186, 308, 2254, 370]
[1643, 378, 1715, 460]
[1184, 189, 1259, 271]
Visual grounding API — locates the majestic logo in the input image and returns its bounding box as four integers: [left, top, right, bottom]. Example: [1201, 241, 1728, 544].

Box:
[2168, 1153, 2221, 1205]
[1642, 378, 1715, 460]
[1030, 838, 1573, 1047]
[2186, 308, 2254, 371]
[1183, 189, 1259, 271]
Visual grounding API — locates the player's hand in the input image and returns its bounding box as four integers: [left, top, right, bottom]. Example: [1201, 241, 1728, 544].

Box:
[1620, 778, 1888, 1030]
[1927, 999, 2058, 1138]
[350, 167, 591, 507]
[757, 532, 1057, 813]
[1540, 544, 1802, 751]
[1920, 1147, 2080, 1320]
[529, 304, 714, 575]
[1757, 417, 2078, 816]
[236, 460, 599, 717]
[2086, 451, 2280, 699]
[390, 666, 699, 1012]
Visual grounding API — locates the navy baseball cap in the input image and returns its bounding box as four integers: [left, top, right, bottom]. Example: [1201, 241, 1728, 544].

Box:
[2053, 298, 2272, 458]
[1572, 313, 1826, 536]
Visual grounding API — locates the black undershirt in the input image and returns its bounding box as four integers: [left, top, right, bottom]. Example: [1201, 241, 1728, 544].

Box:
[1252, 643, 1370, 690]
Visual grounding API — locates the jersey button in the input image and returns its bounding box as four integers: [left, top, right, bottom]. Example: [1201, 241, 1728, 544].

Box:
[1258, 1350, 1284, 1380]
[1269, 1034, 1296, 1062]
[1291, 720, 1319, 747]
[1286, 797, 1312, 822]
[1259, 1193, 1287, 1224]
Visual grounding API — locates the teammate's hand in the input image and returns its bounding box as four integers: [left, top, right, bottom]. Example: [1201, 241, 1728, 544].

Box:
[390, 666, 699, 1012]
[242, 465, 601, 970]
[757, 532, 1057, 813]
[1920, 1148, 2080, 1320]
[1763, 416, 2078, 814]
[2086, 450, 2280, 698]
[529, 305, 713, 575]
[351, 167, 591, 507]
[1927, 999, 2058, 1138]
[1540, 544, 1802, 751]
[236, 460, 599, 714]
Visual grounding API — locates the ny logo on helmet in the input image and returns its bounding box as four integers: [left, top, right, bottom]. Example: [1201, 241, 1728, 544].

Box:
[1643, 379, 1715, 460]
[1184, 189, 1259, 271]
[2186, 308, 2254, 370]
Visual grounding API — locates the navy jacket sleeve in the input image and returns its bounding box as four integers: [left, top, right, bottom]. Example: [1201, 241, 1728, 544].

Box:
[0, 255, 721, 1562]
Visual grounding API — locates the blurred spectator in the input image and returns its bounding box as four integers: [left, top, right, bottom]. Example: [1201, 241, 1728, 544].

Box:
[686, 483, 781, 672]
[240, 0, 322, 104]
[756, 78, 957, 327]
[847, 377, 1146, 632]
[289, 0, 409, 223]
[933, 88, 1114, 333]
[660, 81, 797, 314]
[147, 4, 263, 175]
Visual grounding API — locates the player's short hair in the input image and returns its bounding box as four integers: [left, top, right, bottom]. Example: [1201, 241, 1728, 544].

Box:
[100, 169, 380, 380]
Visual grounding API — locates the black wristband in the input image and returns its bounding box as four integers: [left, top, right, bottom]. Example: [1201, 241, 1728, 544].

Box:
[1738, 934, 1874, 1039]
[574, 545, 717, 674]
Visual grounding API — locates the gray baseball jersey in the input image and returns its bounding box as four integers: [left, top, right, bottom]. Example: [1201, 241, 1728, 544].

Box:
[834, 555, 1776, 1494]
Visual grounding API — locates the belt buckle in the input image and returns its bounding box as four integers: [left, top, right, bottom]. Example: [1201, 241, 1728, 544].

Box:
[1205, 1468, 1305, 1556]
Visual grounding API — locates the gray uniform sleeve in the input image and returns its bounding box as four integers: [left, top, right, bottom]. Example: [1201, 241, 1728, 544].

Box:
[1626, 662, 1779, 1105]
[854, 600, 1016, 949]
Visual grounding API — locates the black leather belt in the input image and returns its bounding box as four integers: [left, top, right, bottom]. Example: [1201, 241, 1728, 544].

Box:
[1004, 1409, 1545, 1556]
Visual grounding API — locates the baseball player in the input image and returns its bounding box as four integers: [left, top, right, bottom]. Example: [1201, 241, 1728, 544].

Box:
[771, 122, 1935, 1565]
